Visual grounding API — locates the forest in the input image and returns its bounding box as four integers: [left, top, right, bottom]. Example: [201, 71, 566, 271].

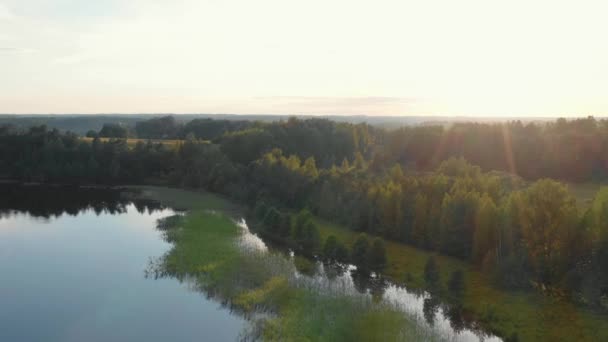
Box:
[1, 115, 607, 311]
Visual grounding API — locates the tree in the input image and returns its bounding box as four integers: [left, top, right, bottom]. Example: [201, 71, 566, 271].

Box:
[302, 156, 319, 178]
[262, 207, 281, 235]
[300, 221, 320, 256]
[586, 187, 608, 243]
[278, 213, 292, 239]
[376, 181, 404, 240]
[412, 194, 429, 247]
[354, 151, 366, 169]
[220, 128, 274, 164]
[389, 164, 404, 182]
[473, 195, 499, 265]
[448, 270, 465, 304]
[340, 157, 350, 172]
[292, 209, 320, 255]
[293, 209, 313, 242]
[334, 241, 349, 263]
[85, 130, 98, 138]
[518, 179, 579, 284]
[322, 235, 351, 263]
[99, 123, 128, 138]
[437, 157, 481, 179]
[440, 188, 480, 258]
[135, 115, 179, 139]
[323, 235, 339, 261]
[424, 256, 440, 291]
[352, 234, 370, 272]
[254, 202, 268, 221]
[368, 237, 388, 272]
[582, 187, 608, 304]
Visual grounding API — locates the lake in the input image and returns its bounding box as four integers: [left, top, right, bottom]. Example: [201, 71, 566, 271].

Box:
[0, 185, 244, 342]
[0, 185, 500, 341]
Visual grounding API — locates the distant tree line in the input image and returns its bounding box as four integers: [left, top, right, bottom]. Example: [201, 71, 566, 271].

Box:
[373, 116, 608, 181]
[0, 126, 174, 183]
[93, 115, 608, 182]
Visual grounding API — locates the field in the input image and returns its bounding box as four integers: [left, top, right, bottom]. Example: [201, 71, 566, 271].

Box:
[81, 137, 187, 148]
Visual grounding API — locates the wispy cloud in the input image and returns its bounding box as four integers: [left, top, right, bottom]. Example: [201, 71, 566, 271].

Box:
[257, 96, 418, 106]
[52, 53, 88, 65]
[248, 96, 421, 116]
[0, 46, 36, 54]
[0, 3, 15, 20]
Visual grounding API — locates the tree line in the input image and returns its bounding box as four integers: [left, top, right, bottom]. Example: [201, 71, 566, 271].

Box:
[251, 204, 387, 274]
[1, 117, 607, 309]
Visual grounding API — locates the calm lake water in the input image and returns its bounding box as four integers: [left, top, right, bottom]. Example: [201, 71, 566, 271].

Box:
[0, 185, 244, 342]
[0, 185, 500, 341]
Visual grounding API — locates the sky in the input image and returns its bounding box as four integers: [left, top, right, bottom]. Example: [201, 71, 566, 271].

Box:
[0, 0, 607, 116]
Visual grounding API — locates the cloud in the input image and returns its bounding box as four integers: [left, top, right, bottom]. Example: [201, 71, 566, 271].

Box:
[0, 46, 36, 54]
[247, 96, 421, 116]
[52, 53, 88, 65]
[0, 3, 15, 20]
[258, 96, 416, 105]
[1, 0, 608, 116]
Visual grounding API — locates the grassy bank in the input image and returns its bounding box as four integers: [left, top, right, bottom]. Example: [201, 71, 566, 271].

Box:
[313, 217, 608, 341]
[131, 186, 241, 213]
[140, 187, 441, 341]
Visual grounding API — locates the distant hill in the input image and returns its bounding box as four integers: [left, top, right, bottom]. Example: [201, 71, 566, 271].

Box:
[0, 113, 565, 134]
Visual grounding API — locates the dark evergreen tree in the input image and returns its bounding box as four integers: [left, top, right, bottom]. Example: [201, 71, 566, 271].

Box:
[424, 256, 440, 291]
[368, 237, 387, 272]
[352, 234, 370, 272]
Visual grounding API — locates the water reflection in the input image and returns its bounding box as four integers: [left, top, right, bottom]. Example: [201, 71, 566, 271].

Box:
[424, 297, 441, 326]
[236, 219, 502, 342]
[134, 205, 502, 341]
[0, 188, 244, 342]
[0, 184, 164, 219]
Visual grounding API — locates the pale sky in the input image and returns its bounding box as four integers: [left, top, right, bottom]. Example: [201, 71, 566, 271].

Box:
[1, 0, 607, 116]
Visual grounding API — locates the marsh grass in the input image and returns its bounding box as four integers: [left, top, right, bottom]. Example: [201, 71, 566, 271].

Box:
[149, 206, 443, 341]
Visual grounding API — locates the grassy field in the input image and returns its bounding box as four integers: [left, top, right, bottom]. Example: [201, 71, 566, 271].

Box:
[81, 137, 188, 148]
[313, 216, 608, 341]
